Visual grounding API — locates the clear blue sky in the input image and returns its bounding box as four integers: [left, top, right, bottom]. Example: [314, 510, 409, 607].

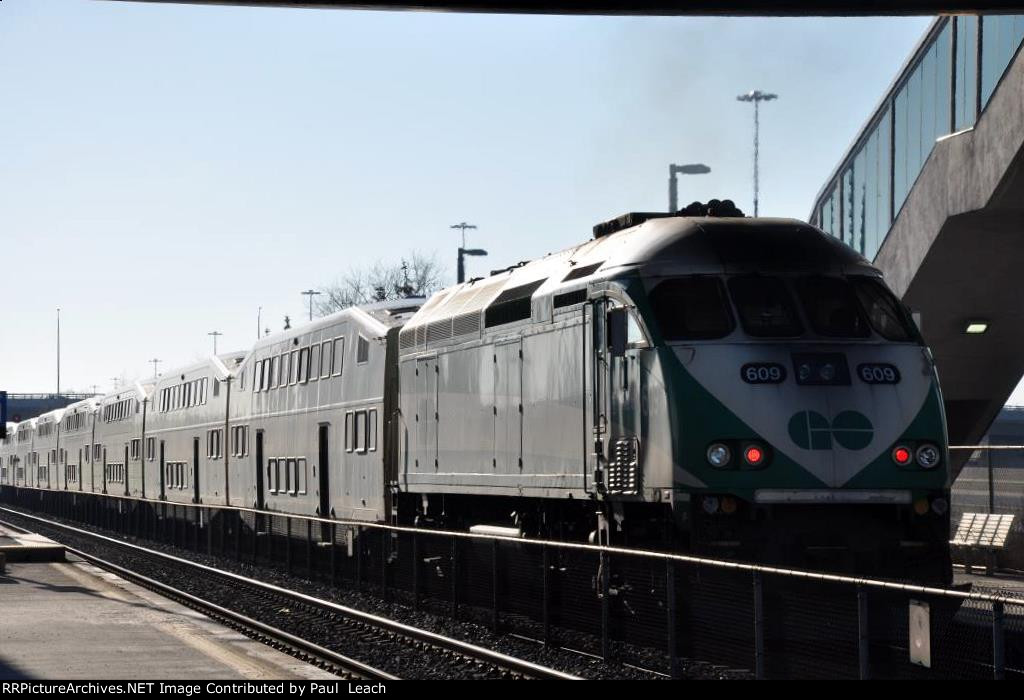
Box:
[1, 1, 939, 394]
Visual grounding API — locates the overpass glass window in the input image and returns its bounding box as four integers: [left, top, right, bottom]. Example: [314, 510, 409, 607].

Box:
[841, 109, 891, 258]
[648, 278, 734, 341]
[850, 277, 918, 342]
[796, 277, 871, 338]
[817, 183, 839, 237]
[981, 15, 1024, 106]
[955, 15, 979, 130]
[727, 276, 803, 337]
[894, 22, 952, 215]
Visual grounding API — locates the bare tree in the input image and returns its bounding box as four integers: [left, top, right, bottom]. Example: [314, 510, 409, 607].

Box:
[316, 251, 446, 316]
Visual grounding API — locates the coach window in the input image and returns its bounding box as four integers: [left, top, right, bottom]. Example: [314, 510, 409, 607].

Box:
[290, 350, 299, 384]
[284, 458, 293, 494]
[299, 348, 309, 384]
[368, 409, 378, 452]
[356, 411, 368, 453]
[321, 341, 333, 379]
[344, 412, 354, 452]
[279, 353, 289, 387]
[357, 336, 370, 364]
[297, 458, 307, 494]
[333, 338, 345, 376]
[310, 345, 320, 382]
[211, 378, 218, 399]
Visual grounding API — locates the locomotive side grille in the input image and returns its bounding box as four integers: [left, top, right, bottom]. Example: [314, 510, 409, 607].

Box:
[451, 311, 481, 338]
[426, 319, 453, 345]
[606, 436, 640, 495]
[399, 329, 416, 351]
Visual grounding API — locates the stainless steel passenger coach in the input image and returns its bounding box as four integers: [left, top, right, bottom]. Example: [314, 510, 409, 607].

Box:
[0, 209, 952, 582]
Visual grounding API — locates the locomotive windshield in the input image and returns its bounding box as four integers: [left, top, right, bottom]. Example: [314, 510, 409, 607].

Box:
[728, 276, 804, 338]
[647, 277, 734, 340]
[795, 276, 871, 338]
[647, 274, 920, 343]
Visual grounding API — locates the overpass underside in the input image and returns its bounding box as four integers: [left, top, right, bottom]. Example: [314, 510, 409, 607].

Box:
[874, 43, 1024, 461]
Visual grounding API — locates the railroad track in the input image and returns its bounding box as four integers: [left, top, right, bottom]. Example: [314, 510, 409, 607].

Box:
[0, 508, 580, 681]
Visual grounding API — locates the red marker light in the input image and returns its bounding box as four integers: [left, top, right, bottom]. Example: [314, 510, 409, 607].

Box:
[744, 445, 764, 466]
[892, 446, 912, 465]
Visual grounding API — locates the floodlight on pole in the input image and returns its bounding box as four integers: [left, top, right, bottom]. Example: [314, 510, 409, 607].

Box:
[208, 331, 223, 355]
[668, 163, 711, 213]
[301, 290, 321, 321]
[736, 90, 778, 217]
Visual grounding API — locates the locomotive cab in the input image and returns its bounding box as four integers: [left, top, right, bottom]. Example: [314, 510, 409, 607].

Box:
[593, 214, 951, 583]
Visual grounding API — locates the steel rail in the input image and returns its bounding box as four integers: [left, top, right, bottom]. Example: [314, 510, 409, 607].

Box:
[0, 508, 581, 681]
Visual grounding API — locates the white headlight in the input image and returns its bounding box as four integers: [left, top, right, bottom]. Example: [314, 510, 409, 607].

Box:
[915, 444, 941, 469]
[706, 443, 731, 468]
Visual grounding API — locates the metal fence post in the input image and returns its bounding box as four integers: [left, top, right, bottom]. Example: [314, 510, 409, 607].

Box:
[356, 527, 363, 591]
[306, 519, 313, 577]
[491, 538, 500, 633]
[330, 523, 338, 586]
[857, 586, 870, 680]
[412, 530, 420, 610]
[601, 549, 611, 661]
[451, 535, 459, 618]
[285, 516, 292, 574]
[993, 600, 1005, 680]
[542, 544, 551, 646]
[667, 559, 680, 679]
[381, 529, 389, 602]
[753, 571, 765, 680]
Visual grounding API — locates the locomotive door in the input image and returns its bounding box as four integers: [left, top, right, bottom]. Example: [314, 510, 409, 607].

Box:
[415, 356, 438, 471]
[493, 339, 523, 474]
[592, 298, 644, 496]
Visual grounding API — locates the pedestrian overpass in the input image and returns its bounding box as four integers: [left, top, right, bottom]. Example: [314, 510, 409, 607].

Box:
[809, 15, 1024, 471]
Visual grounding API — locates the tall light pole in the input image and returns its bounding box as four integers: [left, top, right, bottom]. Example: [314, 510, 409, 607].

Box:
[301, 290, 321, 321]
[668, 163, 711, 213]
[257, 306, 262, 339]
[56, 308, 61, 396]
[736, 90, 778, 217]
[208, 331, 222, 355]
[150, 358, 162, 380]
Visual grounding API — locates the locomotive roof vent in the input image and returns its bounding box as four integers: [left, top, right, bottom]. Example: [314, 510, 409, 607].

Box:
[593, 199, 746, 239]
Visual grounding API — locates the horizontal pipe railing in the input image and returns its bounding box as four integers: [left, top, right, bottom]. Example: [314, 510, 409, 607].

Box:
[1, 483, 1021, 605]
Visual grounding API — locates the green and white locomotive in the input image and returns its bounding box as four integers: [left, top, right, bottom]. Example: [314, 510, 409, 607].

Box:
[397, 206, 950, 583]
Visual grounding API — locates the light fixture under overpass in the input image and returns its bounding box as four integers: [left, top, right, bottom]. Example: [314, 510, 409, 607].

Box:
[965, 321, 989, 334]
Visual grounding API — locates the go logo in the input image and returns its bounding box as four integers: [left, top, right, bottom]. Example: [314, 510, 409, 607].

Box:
[788, 410, 873, 450]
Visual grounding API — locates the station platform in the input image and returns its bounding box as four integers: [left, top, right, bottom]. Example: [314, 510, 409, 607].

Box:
[0, 554, 338, 680]
[0, 524, 64, 565]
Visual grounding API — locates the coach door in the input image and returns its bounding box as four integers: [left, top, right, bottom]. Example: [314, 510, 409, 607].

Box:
[318, 424, 331, 537]
[192, 437, 200, 503]
[255, 431, 265, 510]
